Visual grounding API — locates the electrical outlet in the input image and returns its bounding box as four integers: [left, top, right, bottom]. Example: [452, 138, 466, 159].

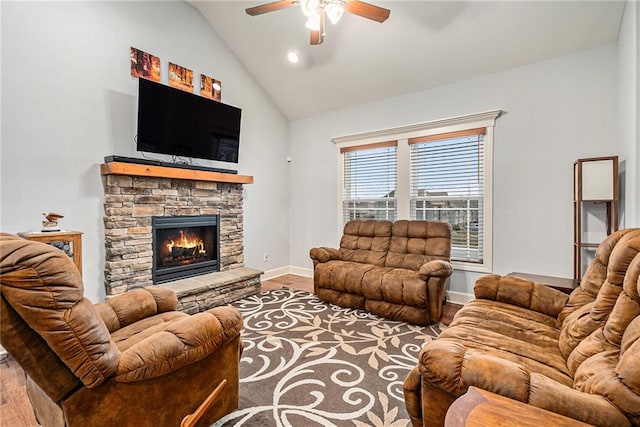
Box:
[263, 253, 269, 262]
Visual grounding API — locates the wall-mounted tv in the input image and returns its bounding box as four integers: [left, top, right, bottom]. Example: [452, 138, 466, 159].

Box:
[136, 78, 241, 163]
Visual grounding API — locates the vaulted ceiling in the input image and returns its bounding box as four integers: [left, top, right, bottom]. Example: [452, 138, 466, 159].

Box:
[188, 1, 626, 120]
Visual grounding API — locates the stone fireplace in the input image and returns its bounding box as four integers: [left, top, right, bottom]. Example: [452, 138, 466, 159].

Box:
[101, 162, 261, 313]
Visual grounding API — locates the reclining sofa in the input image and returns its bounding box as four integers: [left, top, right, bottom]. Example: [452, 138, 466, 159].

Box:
[404, 228, 640, 426]
[310, 219, 452, 325]
[0, 233, 243, 427]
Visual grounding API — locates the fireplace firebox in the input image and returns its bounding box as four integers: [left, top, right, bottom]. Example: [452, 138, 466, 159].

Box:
[152, 215, 220, 284]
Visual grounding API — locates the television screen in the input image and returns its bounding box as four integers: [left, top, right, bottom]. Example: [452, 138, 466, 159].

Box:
[136, 78, 241, 163]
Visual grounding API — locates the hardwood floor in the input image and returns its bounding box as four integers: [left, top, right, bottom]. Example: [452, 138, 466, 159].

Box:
[0, 355, 38, 427]
[0, 274, 461, 427]
[260, 273, 315, 293]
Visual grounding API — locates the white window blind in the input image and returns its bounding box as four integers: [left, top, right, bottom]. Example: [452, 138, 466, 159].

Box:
[409, 128, 485, 263]
[342, 141, 397, 225]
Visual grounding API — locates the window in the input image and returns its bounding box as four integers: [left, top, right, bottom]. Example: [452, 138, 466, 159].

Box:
[341, 141, 397, 223]
[334, 110, 500, 272]
[409, 129, 485, 263]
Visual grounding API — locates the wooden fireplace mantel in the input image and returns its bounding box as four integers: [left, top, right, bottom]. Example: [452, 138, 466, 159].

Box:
[100, 162, 253, 184]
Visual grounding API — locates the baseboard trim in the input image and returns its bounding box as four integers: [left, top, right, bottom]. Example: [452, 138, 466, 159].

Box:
[261, 265, 314, 280]
[261, 266, 290, 280]
[446, 290, 474, 305]
[288, 266, 313, 278]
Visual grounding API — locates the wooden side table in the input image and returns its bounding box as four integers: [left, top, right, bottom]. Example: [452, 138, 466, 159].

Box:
[445, 386, 592, 426]
[18, 231, 83, 277]
[508, 271, 578, 294]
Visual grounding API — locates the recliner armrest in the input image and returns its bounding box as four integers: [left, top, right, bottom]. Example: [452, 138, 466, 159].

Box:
[418, 339, 630, 427]
[418, 260, 453, 280]
[114, 305, 242, 383]
[95, 286, 178, 332]
[309, 247, 343, 264]
[527, 373, 630, 427]
[474, 274, 569, 318]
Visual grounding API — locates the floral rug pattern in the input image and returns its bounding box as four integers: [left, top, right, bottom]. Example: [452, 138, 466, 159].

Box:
[215, 289, 443, 426]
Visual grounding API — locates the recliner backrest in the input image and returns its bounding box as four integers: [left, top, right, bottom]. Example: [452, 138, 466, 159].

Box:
[558, 229, 640, 364]
[572, 251, 640, 424]
[339, 220, 392, 267]
[0, 233, 120, 396]
[385, 220, 451, 271]
[0, 293, 80, 403]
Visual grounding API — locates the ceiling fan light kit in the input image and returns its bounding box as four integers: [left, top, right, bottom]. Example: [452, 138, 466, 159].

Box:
[245, 0, 390, 45]
[325, 1, 346, 24]
[301, 0, 346, 25]
[305, 13, 321, 31]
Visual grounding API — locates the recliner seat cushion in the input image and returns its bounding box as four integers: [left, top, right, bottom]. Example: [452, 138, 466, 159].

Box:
[314, 260, 375, 296]
[361, 267, 428, 307]
[437, 300, 572, 386]
[315, 261, 431, 308]
[110, 311, 189, 351]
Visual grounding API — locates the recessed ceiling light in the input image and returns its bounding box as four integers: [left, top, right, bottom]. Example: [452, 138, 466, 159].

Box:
[287, 51, 300, 64]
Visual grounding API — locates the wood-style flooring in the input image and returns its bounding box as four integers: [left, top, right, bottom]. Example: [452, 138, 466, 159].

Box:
[0, 355, 38, 427]
[0, 274, 462, 427]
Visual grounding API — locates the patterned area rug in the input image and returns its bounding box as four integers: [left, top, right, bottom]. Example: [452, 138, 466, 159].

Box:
[214, 288, 444, 426]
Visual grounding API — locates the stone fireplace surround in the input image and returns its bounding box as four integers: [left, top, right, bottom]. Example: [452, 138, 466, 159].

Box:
[101, 162, 261, 313]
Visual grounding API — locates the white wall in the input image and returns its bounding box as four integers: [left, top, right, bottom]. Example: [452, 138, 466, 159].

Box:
[1, 1, 289, 302]
[289, 44, 618, 295]
[618, 0, 639, 227]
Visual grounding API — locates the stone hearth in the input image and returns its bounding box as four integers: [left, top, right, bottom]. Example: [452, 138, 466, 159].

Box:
[164, 267, 261, 314]
[101, 163, 260, 311]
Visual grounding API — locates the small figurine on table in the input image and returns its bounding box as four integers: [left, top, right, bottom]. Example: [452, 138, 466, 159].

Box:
[41, 212, 64, 232]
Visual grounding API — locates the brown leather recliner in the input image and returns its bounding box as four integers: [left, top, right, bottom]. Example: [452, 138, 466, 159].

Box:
[310, 219, 453, 325]
[0, 233, 243, 427]
[403, 228, 640, 426]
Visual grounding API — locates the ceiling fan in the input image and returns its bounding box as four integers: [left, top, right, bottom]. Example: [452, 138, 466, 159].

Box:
[245, 0, 390, 45]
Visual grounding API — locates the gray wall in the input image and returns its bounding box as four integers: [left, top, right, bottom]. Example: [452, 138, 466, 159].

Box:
[618, 0, 639, 227]
[1, 1, 290, 302]
[288, 44, 621, 295]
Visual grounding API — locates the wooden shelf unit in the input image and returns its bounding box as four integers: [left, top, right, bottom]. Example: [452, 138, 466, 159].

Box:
[100, 162, 253, 184]
[573, 156, 619, 281]
[18, 231, 83, 277]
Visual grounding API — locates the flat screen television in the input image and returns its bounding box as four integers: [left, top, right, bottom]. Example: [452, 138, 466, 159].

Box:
[136, 78, 241, 163]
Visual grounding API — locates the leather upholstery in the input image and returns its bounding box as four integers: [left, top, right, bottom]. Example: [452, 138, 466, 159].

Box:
[403, 228, 640, 427]
[0, 233, 243, 426]
[310, 219, 453, 325]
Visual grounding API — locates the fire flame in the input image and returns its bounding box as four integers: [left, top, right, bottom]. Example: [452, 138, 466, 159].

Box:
[166, 230, 206, 254]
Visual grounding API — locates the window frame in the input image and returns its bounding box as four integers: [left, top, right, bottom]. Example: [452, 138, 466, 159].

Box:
[333, 110, 501, 273]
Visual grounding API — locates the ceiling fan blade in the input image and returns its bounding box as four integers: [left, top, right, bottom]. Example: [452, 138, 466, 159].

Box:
[245, 0, 296, 16]
[344, 0, 390, 23]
